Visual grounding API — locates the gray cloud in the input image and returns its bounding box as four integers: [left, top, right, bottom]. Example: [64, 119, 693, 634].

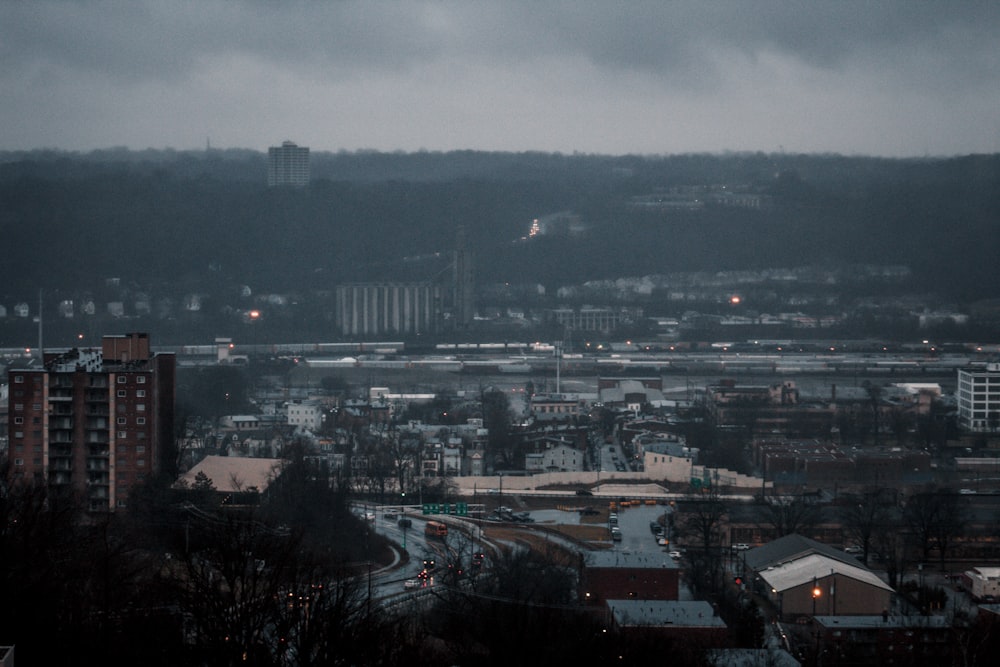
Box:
[1, 1, 998, 155]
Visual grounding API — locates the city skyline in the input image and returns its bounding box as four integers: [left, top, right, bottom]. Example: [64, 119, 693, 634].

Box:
[2, 1, 999, 157]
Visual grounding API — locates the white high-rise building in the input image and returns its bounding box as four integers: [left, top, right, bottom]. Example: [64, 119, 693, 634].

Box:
[957, 363, 1000, 431]
[267, 140, 310, 187]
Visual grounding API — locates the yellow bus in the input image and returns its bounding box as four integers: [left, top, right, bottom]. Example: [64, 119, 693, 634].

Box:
[425, 520, 448, 539]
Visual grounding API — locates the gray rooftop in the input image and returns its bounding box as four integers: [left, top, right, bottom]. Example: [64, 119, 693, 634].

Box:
[586, 549, 679, 570]
[743, 533, 864, 572]
[608, 599, 725, 628]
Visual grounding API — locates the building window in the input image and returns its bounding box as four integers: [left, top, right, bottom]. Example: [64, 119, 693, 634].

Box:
[13, 417, 23, 424]
[117, 417, 127, 425]
[32, 403, 41, 410]
[116, 499, 127, 508]
[14, 375, 23, 383]
[117, 389, 127, 398]
[14, 431, 24, 439]
[137, 432, 146, 440]
[14, 459, 24, 466]
[137, 404, 146, 412]
[137, 376, 146, 384]
[118, 431, 127, 439]
[137, 459, 145, 467]
[137, 445, 146, 453]
[14, 403, 23, 411]
[136, 389, 146, 398]
[136, 417, 146, 425]
[117, 376, 127, 384]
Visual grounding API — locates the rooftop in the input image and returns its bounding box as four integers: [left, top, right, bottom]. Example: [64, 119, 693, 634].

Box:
[608, 599, 725, 628]
[757, 552, 894, 594]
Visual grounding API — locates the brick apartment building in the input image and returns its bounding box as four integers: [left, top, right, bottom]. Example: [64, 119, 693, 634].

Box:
[6, 333, 175, 512]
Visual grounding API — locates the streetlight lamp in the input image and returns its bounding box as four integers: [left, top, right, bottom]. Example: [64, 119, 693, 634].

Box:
[812, 577, 822, 616]
[400, 491, 407, 551]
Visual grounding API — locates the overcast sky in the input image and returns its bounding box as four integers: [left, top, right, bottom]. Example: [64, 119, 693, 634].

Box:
[2, 1, 998, 157]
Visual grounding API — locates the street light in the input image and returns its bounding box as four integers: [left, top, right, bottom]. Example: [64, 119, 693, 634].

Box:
[812, 577, 822, 616]
[400, 491, 407, 551]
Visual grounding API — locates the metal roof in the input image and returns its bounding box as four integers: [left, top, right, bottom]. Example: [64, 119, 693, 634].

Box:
[757, 553, 894, 594]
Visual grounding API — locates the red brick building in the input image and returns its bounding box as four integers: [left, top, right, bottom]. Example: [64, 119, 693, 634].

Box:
[579, 550, 680, 607]
[6, 333, 175, 512]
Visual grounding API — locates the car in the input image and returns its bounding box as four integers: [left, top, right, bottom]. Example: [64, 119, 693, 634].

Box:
[657, 537, 668, 546]
[364, 511, 376, 522]
[610, 527, 622, 541]
[668, 550, 682, 560]
[397, 517, 412, 528]
[384, 510, 398, 520]
[843, 545, 863, 555]
[404, 579, 420, 589]
[486, 488, 500, 495]
[576, 489, 594, 496]
[731, 543, 751, 551]
[579, 506, 599, 516]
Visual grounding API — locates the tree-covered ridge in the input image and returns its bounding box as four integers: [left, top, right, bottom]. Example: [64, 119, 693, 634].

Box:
[1, 150, 997, 302]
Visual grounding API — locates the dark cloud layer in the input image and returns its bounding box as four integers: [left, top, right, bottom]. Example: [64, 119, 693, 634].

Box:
[2, 1, 998, 155]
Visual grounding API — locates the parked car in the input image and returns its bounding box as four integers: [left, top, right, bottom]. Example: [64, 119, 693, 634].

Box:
[731, 543, 751, 551]
[404, 579, 420, 589]
[576, 489, 593, 496]
[668, 550, 682, 560]
[397, 517, 412, 528]
[611, 527, 622, 541]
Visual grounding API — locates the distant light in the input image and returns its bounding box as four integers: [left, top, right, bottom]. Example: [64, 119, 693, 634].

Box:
[729, 295, 741, 305]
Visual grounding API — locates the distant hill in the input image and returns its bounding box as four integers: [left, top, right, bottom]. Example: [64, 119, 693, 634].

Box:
[1, 149, 998, 305]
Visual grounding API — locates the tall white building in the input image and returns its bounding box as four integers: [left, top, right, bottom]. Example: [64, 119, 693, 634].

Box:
[957, 363, 1000, 431]
[267, 140, 310, 187]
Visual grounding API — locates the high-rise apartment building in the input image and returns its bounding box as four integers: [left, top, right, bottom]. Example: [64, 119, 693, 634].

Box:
[957, 363, 1000, 432]
[267, 140, 310, 187]
[5, 333, 175, 512]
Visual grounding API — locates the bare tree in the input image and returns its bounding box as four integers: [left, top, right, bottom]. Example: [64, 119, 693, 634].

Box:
[905, 487, 966, 568]
[757, 490, 822, 539]
[839, 487, 896, 565]
[677, 488, 728, 595]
